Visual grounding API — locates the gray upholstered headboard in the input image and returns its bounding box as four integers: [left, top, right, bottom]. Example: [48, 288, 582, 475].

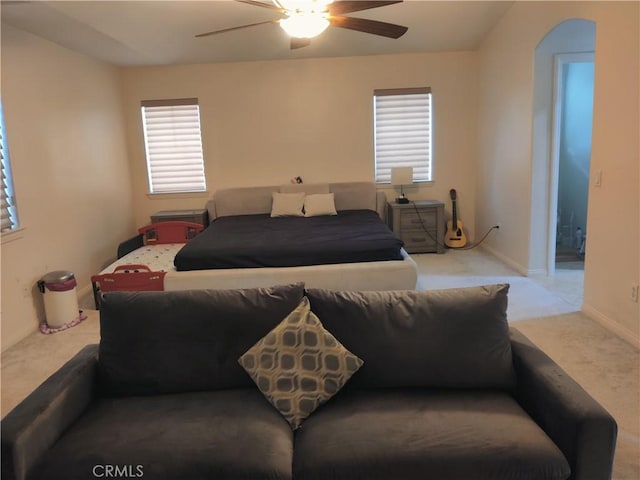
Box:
[206, 182, 387, 223]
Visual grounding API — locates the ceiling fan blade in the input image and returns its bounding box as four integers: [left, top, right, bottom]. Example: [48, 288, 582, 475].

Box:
[329, 15, 407, 39]
[235, 0, 285, 13]
[328, 0, 402, 16]
[290, 37, 311, 49]
[195, 20, 277, 38]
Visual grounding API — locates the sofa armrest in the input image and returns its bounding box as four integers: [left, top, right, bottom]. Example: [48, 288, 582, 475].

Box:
[510, 329, 617, 480]
[1, 344, 99, 480]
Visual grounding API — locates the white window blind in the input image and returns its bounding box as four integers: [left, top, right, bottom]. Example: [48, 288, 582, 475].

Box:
[141, 98, 206, 194]
[374, 87, 432, 183]
[0, 102, 18, 232]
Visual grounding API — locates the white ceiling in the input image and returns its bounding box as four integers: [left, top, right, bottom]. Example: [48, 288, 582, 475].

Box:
[1, 0, 513, 66]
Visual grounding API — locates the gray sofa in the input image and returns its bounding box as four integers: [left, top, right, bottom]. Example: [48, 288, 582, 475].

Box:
[2, 283, 617, 480]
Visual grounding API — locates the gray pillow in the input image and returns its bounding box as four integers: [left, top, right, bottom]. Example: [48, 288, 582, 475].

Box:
[305, 284, 515, 390]
[239, 297, 363, 429]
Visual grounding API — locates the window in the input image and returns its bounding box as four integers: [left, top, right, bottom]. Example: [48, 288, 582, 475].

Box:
[141, 98, 206, 194]
[0, 101, 19, 233]
[373, 87, 433, 183]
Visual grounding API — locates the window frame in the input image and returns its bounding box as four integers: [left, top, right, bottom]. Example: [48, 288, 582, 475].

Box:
[0, 100, 19, 236]
[141, 98, 207, 195]
[373, 87, 433, 184]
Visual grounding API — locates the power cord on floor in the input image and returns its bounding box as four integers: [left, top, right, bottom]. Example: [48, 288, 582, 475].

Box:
[409, 201, 500, 251]
[460, 224, 500, 250]
[410, 201, 447, 249]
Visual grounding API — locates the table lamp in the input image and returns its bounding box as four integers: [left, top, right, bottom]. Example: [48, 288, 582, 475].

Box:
[391, 166, 413, 204]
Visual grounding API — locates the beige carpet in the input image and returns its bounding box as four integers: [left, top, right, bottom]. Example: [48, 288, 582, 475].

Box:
[2, 249, 638, 479]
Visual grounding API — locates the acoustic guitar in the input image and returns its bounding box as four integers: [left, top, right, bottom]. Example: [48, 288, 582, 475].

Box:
[444, 189, 467, 248]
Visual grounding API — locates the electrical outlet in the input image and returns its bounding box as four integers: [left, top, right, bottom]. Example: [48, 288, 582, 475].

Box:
[631, 284, 639, 303]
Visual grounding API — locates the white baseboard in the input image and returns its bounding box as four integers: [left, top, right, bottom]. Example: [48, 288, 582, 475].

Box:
[479, 244, 529, 276]
[583, 304, 640, 349]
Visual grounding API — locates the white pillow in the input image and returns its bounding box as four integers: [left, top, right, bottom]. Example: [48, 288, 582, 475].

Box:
[304, 193, 337, 217]
[271, 192, 305, 217]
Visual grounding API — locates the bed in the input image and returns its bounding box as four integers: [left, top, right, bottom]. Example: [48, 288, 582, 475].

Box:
[92, 182, 418, 306]
[91, 222, 203, 307]
[174, 210, 404, 270]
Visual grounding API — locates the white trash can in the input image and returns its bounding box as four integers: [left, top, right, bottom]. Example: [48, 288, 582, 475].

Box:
[38, 271, 81, 328]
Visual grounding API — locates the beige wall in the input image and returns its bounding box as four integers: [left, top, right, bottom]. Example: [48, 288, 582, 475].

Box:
[0, 25, 134, 351]
[2, 2, 636, 349]
[476, 2, 639, 343]
[120, 52, 478, 236]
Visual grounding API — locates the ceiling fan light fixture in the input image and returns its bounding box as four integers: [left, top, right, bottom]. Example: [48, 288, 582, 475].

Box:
[196, 1, 407, 48]
[275, 0, 334, 14]
[280, 13, 329, 38]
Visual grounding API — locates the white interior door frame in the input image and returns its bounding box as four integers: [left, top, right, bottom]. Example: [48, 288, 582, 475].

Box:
[547, 51, 594, 275]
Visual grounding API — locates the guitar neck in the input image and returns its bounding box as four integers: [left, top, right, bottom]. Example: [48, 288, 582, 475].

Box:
[451, 200, 458, 227]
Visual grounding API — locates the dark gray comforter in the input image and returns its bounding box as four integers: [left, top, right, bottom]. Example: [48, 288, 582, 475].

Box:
[174, 209, 404, 271]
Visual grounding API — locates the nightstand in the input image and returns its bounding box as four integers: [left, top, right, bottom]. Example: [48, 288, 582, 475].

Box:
[151, 209, 209, 227]
[387, 200, 445, 253]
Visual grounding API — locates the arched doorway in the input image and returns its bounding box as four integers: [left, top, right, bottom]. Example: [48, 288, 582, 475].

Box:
[530, 19, 596, 304]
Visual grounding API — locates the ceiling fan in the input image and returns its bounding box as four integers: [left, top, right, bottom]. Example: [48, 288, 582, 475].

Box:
[195, 0, 408, 49]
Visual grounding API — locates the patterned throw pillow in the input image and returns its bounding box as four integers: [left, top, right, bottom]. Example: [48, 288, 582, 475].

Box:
[238, 297, 363, 429]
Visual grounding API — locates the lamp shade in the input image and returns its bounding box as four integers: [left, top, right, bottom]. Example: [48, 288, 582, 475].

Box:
[391, 167, 414, 186]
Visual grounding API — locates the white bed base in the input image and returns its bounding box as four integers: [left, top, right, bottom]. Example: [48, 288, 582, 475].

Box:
[101, 244, 418, 292]
[164, 248, 418, 292]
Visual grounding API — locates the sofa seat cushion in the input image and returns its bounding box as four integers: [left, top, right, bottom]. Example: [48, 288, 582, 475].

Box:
[293, 389, 570, 480]
[29, 389, 293, 480]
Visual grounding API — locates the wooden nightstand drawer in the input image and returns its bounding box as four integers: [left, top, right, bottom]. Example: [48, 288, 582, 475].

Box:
[151, 209, 209, 227]
[399, 210, 437, 230]
[402, 231, 438, 251]
[387, 200, 445, 254]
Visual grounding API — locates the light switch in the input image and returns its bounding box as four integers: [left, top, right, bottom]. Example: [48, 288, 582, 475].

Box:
[593, 170, 602, 187]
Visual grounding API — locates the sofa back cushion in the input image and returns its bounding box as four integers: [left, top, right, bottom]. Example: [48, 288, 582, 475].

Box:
[306, 284, 515, 390]
[98, 283, 305, 396]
